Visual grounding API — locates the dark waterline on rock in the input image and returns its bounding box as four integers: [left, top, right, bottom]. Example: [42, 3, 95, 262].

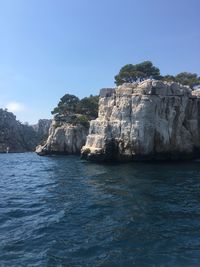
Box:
[1, 153, 200, 266]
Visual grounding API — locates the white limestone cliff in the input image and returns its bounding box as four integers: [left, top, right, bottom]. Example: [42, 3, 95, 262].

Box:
[36, 115, 88, 155]
[81, 80, 200, 162]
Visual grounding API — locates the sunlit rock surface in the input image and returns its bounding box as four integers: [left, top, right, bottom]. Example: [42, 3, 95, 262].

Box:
[81, 80, 200, 162]
[36, 115, 88, 155]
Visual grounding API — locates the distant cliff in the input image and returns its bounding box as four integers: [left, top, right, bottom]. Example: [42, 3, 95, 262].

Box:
[32, 119, 52, 141]
[0, 109, 38, 152]
[81, 80, 200, 162]
[36, 114, 88, 155]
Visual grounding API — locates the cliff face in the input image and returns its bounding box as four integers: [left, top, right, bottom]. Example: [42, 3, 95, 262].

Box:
[36, 115, 88, 155]
[32, 119, 52, 141]
[81, 80, 200, 162]
[0, 109, 38, 152]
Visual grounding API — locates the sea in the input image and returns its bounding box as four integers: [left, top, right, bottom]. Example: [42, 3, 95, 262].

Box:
[0, 153, 200, 267]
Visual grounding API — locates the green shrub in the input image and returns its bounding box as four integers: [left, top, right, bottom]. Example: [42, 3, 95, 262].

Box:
[51, 93, 99, 119]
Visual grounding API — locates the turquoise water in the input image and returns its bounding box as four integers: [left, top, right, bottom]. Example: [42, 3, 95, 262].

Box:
[1, 153, 200, 266]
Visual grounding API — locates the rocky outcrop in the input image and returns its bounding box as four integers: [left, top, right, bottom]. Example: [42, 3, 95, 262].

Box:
[81, 80, 200, 162]
[0, 109, 38, 152]
[36, 115, 88, 155]
[32, 119, 52, 141]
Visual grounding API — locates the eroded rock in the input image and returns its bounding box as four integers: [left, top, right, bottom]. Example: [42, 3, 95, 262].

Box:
[36, 116, 88, 155]
[81, 80, 200, 162]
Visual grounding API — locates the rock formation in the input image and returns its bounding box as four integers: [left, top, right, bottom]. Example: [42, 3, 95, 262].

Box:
[0, 109, 38, 152]
[81, 80, 200, 162]
[36, 114, 89, 155]
[32, 119, 52, 141]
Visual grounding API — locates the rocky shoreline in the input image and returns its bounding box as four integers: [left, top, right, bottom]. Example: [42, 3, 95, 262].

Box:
[3, 80, 200, 162]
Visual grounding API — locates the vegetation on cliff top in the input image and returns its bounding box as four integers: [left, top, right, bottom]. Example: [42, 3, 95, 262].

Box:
[51, 61, 199, 128]
[115, 61, 200, 89]
[51, 94, 99, 127]
[162, 72, 200, 89]
[115, 61, 161, 85]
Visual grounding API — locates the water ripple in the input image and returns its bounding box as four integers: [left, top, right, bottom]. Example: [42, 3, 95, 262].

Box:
[1, 153, 200, 266]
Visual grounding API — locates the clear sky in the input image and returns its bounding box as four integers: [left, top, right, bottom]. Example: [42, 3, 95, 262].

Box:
[0, 0, 199, 124]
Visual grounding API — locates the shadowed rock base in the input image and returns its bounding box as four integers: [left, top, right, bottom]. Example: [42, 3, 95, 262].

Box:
[81, 140, 199, 163]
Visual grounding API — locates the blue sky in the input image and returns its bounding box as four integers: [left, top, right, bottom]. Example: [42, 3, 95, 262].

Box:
[0, 0, 199, 124]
